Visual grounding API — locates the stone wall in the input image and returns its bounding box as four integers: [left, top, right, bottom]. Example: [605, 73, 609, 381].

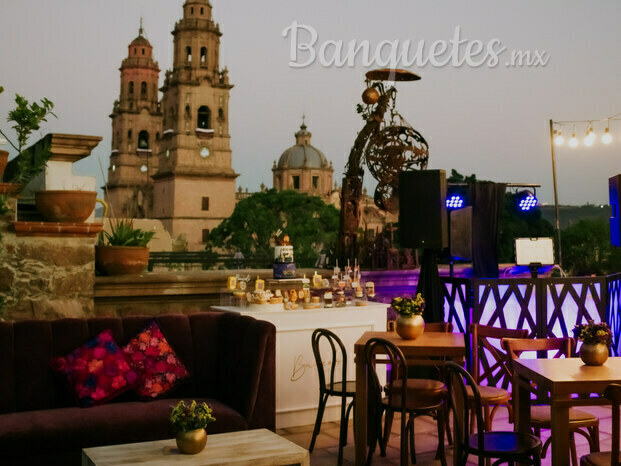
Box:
[0, 196, 98, 321]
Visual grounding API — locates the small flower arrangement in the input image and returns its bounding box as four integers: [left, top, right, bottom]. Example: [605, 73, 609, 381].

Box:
[391, 293, 425, 317]
[573, 320, 613, 347]
[170, 400, 216, 432]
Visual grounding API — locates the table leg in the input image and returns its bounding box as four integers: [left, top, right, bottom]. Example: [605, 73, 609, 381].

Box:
[354, 353, 367, 466]
[513, 373, 531, 435]
[550, 395, 571, 466]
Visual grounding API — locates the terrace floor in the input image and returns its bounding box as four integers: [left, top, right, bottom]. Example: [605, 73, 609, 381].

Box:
[278, 405, 614, 465]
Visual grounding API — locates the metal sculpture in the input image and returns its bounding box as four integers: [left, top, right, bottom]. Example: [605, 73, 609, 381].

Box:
[338, 69, 428, 263]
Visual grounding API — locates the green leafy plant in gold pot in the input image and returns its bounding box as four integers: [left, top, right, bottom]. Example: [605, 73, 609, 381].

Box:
[391, 293, 426, 340]
[95, 218, 155, 275]
[170, 400, 216, 455]
[573, 320, 612, 366]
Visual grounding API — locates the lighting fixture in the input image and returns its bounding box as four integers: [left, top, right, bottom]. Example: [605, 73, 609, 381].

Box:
[584, 125, 595, 146]
[517, 191, 538, 212]
[554, 129, 564, 146]
[569, 128, 578, 148]
[445, 194, 465, 210]
[602, 124, 613, 144]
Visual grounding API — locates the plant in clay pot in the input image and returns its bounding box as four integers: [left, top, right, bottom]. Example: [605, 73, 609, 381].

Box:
[170, 400, 216, 455]
[391, 293, 426, 340]
[95, 218, 156, 275]
[573, 320, 613, 366]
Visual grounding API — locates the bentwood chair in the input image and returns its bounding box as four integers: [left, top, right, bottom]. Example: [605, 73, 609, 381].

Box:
[383, 322, 455, 449]
[502, 337, 600, 466]
[581, 383, 621, 466]
[469, 324, 529, 431]
[365, 337, 447, 466]
[445, 361, 542, 466]
[309, 328, 355, 466]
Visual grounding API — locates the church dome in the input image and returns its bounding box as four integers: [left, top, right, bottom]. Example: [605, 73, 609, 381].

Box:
[277, 123, 330, 170]
[130, 35, 151, 47]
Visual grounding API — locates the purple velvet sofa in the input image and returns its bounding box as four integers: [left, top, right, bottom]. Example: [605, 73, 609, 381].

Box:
[0, 312, 276, 465]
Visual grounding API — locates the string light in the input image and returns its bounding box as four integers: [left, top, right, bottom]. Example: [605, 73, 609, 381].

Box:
[584, 124, 595, 146]
[569, 125, 578, 148]
[602, 121, 613, 144]
[554, 129, 565, 146]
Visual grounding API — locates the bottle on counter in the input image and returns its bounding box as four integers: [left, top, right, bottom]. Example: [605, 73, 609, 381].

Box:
[324, 291, 333, 308]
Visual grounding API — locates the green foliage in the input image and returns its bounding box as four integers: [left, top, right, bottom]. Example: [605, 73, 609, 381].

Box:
[561, 218, 621, 276]
[207, 189, 340, 262]
[0, 89, 57, 192]
[390, 293, 425, 317]
[446, 169, 478, 184]
[170, 400, 215, 432]
[99, 220, 155, 247]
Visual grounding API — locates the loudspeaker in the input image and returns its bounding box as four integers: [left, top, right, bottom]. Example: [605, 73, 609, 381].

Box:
[399, 170, 448, 249]
[450, 206, 472, 260]
[610, 175, 621, 247]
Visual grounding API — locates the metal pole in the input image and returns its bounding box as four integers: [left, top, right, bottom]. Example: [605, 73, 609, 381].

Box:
[549, 119, 563, 268]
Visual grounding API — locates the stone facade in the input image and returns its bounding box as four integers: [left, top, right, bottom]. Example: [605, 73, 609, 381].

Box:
[105, 1, 237, 251]
[0, 199, 96, 321]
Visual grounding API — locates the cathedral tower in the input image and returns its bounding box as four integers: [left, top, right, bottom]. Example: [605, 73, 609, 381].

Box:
[153, 0, 237, 251]
[106, 21, 162, 218]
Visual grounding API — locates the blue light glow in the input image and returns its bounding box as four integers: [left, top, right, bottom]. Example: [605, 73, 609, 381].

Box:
[446, 195, 465, 209]
[518, 193, 538, 211]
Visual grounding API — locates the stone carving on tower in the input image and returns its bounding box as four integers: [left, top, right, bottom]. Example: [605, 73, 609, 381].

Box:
[105, 19, 163, 218]
[153, 0, 238, 251]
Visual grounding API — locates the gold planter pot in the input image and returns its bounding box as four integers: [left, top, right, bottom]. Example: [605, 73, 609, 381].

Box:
[176, 428, 207, 455]
[579, 343, 609, 366]
[395, 314, 425, 340]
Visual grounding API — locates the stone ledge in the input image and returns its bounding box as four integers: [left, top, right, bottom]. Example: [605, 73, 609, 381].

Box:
[13, 221, 103, 237]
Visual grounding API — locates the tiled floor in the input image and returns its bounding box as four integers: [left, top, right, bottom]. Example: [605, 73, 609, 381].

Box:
[278, 405, 614, 465]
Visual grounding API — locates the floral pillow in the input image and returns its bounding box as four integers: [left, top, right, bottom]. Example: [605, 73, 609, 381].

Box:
[50, 330, 139, 407]
[123, 320, 190, 399]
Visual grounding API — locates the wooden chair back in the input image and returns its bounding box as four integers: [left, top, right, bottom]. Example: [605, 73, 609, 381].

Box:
[311, 328, 348, 393]
[469, 324, 529, 389]
[425, 322, 454, 333]
[605, 383, 621, 466]
[364, 337, 409, 412]
[502, 336, 574, 401]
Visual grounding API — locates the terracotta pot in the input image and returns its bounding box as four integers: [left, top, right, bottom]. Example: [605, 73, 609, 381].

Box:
[176, 428, 207, 455]
[0, 150, 8, 180]
[95, 246, 149, 276]
[396, 314, 425, 340]
[35, 190, 97, 223]
[579, 343, 609, 366]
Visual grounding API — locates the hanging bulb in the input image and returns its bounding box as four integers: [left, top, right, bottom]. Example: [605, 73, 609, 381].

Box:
[584, 126, 595, 146]
[602, 126, 613, 144]
[569, 131, 578, 148]
[554, 129, 564, 146]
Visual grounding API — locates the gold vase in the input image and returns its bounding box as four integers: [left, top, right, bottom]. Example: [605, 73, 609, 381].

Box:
[579, 343, 609, 366]
[395, 314, 425, 340]
[176, 428, 207, 454]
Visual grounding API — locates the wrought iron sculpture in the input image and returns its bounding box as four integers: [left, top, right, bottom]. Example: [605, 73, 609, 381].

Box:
[338, 69, 428, 263]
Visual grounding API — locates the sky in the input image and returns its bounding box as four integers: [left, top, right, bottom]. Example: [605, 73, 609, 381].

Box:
[0, 0, 619, 206]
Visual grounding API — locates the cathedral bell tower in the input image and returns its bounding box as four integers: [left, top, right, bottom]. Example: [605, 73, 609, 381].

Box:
[153, 0, 237, 251]
[105, 20, 162, 218]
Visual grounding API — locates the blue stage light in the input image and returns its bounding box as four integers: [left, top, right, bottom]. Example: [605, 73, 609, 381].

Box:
[517, 191, 538, 211]
[446, 195, 465, 210]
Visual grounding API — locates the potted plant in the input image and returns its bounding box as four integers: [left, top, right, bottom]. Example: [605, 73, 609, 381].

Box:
[391, 293, 426, 340]
[170, 400, 216, 455]
[95, 219, 155, 275]
[573, 320, 613, 366]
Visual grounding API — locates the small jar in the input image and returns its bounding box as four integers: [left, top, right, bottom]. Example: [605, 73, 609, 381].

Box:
[324, 292, 333, 308]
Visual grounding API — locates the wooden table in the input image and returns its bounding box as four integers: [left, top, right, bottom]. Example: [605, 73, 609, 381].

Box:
[513, 357, 621, 466]
[353, 331, 466, 466]
[82, 429, 310, 466]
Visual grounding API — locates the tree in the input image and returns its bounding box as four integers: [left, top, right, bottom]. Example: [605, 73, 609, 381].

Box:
[207, 189, 340, 265]
[562, 219, 621, 276]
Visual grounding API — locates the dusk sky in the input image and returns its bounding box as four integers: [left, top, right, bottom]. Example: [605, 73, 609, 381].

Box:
[0, 0, 619, 205]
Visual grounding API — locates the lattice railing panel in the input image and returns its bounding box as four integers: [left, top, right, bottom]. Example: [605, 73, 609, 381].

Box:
[544, 279, 606, 341]
[441, 278, 471, 334]
[607, 274, 621, 356]
[473, 280, 537, 337]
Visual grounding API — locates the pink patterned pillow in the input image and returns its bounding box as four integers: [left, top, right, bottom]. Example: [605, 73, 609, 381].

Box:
[50, 330, 139, 407]
[123, 321, 190, 399]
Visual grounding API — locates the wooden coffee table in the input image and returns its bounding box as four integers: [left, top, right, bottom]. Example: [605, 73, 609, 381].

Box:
[82, 429, 310, 465]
